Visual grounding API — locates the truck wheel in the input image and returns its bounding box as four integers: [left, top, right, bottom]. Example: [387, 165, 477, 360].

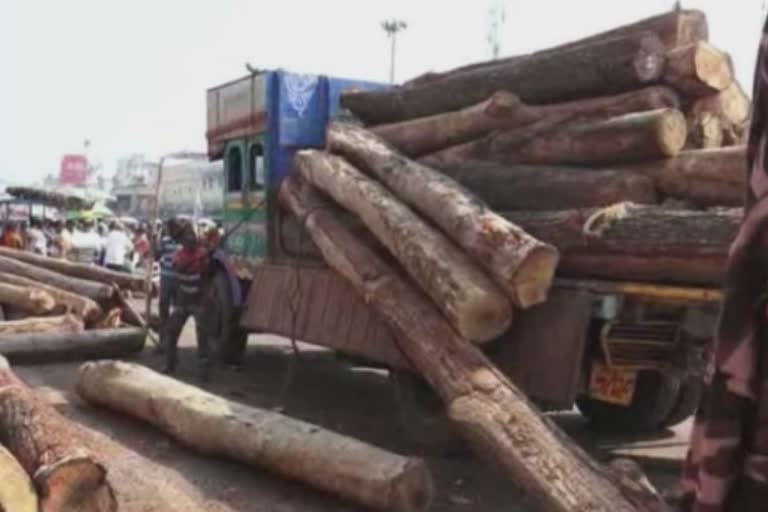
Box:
[207, 271, 248, 365]
[659, 375, 703, 429]
[389, 370, 466, 455]
[576, 370, 681, 434]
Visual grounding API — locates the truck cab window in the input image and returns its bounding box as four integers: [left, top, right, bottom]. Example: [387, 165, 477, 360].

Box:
[249, 144, 265, 191]
[227, 146, 243, 192]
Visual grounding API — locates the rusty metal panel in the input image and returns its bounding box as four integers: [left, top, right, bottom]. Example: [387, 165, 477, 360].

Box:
[241, 264, 410, 369]
[491, 289, 593, 408]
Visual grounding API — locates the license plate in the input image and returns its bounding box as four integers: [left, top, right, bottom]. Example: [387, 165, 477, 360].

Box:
[588, 362, 637, 406]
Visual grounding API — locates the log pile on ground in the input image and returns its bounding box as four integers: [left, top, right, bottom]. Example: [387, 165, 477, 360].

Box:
[270, 9, 749, 511]
[0, 248, 147, 363]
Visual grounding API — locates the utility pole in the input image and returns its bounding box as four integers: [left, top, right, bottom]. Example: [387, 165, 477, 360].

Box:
[381, 19, 407, 83]
[487, 0, 507, 60]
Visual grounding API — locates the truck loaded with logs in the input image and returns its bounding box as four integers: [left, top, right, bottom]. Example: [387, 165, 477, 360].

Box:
[202, 9, 746, 447]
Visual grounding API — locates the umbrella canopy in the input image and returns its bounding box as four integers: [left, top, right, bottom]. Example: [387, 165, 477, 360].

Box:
[68, 203, 114, 221]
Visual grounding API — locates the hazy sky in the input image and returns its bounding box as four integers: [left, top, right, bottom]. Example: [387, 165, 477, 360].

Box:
[0, 0, 764, 183]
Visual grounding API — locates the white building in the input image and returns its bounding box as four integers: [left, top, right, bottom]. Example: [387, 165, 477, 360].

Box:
[159, 159, 224, 218]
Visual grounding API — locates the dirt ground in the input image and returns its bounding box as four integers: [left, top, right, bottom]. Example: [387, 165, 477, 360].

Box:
[15, 326, 690, 512]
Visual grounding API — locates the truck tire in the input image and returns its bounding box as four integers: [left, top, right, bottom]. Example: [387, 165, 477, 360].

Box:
[659, 375, 703, 428]
[576, 370, 681, 433]
[389, 370, 467, 456]
[207, 271, 248, 365]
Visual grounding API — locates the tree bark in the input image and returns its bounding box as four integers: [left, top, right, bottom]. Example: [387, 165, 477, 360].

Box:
[0, 356, 116, 512]
[0, 314, 83, 336]
[295, 150, 513, 343]
[623, 146, 746, 207]
[689, 81, 751, 145]
[0, 256, 113, 301]
[504, 203, 740, 285]
[424, 108, 688, 167]
[370, 87, 679, 157]
[0, 444, 38, 512]
[328, 123, 558, 307]
[76, 360, 434, 512]
[434, 161, 658, 211]
[0, 282, 54, 316]
[0, 247, 145, 292]
[279, 178, 668, 512]
[403, 9, 707, 89]
[0, 328, 145, 365]
[342, 33, 666, 124]
[0, 272, 103, 323]
[663, 42, 732, 97]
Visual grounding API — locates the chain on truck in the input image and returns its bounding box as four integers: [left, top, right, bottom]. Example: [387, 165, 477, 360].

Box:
[201, 69, 717, 443]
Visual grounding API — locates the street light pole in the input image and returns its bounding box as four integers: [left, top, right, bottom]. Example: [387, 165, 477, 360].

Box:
[381, 19, 407, 83]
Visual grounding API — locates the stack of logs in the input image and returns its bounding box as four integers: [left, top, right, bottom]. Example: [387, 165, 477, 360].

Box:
[278, 9, 748, 512]
[0, 247, 147, 363]
[340, 8, 747, 288]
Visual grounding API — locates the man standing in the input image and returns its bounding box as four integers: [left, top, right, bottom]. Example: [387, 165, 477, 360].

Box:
[25, 218, 47, 256]
[156, 218, 182, 355]
[103, 222, 134, 273]
[677, 15, 768, 511]
[163, 223, 210, 381]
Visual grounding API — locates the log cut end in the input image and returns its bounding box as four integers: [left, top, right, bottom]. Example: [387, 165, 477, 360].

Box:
[634, 33, 667, 83]
[510, 244, 559, 308]
[389, 459, 435, 512]
[36, 455, 116, 512]
[655, 109, 688, 156]
[687, 111, 723, 149]
[483, 90, 524, 117]
[0, 445, 38, 512]
[456, 288, 514, 344]
[692, 42, 733, 93]
[28, 290, 56, 314]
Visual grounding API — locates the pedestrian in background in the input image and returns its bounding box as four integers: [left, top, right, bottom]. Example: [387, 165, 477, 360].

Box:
[156, 217, 182, 355]
[103, 221, 134, 273]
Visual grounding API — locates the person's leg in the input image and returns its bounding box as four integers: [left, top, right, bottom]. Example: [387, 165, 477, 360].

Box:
[157, 277, 173, 353]
[163, 307, 189, 374]
[193, 307, 211, 381]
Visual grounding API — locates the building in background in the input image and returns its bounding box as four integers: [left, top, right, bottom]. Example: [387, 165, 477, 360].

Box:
[158, 159, 224, 219]
[111, 154, 159, 218]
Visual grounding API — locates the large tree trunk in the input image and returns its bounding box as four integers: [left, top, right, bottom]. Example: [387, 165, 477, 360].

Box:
[504, 203, 740, 285]
[663, 41, 732, 97]
[371, 87, 680, 157]
[0, 356, 116, 512]
[623, 146, 746, 207]
[404, 10, 707, 89]
[0, 314, 83, 336]
[0, 247, 145, 292]
[327, 123, 558, 307]
[424, 108, 687, 167]
[0, 282, 54, 316]
[76, 360, 434, 512]
[295, 150, 512, 343]
[342, 33, 666, 124]
[0, 272, 103, 323]
[0, 327, 145, 364]
[434, 161, 658, 210]
[0, 256, 113, 301]
[278, 178, 668, 512]
[0, 444, 38, 512]
[689, 81, 751, 145]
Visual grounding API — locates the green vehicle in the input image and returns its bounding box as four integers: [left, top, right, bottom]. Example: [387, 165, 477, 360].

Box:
[204, 69, 714, 440]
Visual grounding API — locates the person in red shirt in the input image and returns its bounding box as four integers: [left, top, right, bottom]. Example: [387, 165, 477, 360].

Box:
[1, 222, 23, 249]
[162, 223, 211, 381]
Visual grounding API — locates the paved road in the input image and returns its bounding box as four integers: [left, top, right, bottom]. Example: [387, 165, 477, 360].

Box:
[16, 328, 690, 511]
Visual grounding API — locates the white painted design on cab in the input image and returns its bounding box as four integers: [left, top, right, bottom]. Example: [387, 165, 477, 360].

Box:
[284, 74, 319, 117]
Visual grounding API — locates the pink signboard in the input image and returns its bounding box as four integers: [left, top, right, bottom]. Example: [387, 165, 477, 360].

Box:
[59, 154, 89, 185]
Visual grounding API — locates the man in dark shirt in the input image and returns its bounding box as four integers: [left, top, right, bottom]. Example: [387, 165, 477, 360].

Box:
[156, 218, 182, 354]
[163, 223, 211, 381]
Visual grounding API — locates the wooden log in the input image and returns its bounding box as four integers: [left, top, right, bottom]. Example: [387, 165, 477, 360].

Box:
[434, 161, 659, 211]
[0, 444, 38, 512]
[0, 327, 145, 365]
[424, 108, 688, 167]
[342, 33, 666, 124]
[685, 110, 723, 149]
[504, 203, 740, 285]
[295, 150, 512, 343]
[0, 247, 145, 292]
[327, 123, 558, 307]
[0, 272, 103, 323]
[663, 42, 732, 97]
[623, 146, 746, 207]
[0, 282, 54, 316]
[371, 87, 680, 157]
[278, 178, 667, 512]
[0, 356, 116, 512]
[0, 255, 113, 301]
[76, 360, 434, 512]
[403, 9, 707, 89]
[689, 81, 751, 145]
[0, 314, 83, 336]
